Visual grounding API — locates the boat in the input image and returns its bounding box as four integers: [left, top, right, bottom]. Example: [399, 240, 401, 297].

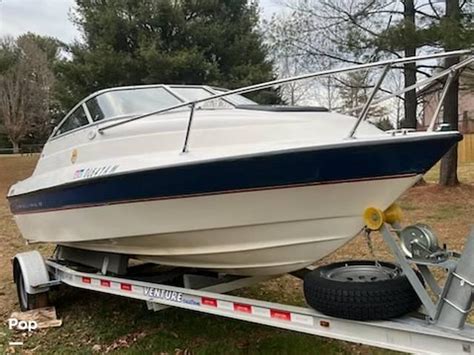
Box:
[7, 51, 472, 276]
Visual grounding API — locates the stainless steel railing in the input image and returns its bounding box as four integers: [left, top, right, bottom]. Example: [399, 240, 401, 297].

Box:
[97, 49, 473, 152]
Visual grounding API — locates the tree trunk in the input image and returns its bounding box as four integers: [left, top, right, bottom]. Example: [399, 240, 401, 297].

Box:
[439, 0, 460, 186]
[12, 141, 20, 154]
[402, 0, 417, 129]
[439, 56, 460, 186]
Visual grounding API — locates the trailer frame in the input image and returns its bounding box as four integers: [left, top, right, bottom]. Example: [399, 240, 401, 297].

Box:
[12, 223, 474, 355]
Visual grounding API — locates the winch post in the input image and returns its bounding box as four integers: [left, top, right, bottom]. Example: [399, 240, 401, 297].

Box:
[379, 223, 438, 319]
[436, 227, 474, 330]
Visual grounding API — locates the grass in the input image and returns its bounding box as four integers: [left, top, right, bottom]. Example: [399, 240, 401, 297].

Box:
[1, 156, 473, 354]
[424, 162, 474, 184]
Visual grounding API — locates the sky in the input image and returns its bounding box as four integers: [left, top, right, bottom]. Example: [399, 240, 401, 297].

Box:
[0, 0, 282, 44]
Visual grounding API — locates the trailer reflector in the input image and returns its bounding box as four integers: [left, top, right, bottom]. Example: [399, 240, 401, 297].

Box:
[270, 309, 291, 321]
[82, 277, 91, 284]
[320, 320, 330, 328]
[234, 303, 252, 313]
[100, 280, 111, 287]
[121, 283, 132, 291]
[201, 297, 217, 307]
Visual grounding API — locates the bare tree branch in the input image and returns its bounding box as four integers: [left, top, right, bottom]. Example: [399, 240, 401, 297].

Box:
[0, 37, 54, 152]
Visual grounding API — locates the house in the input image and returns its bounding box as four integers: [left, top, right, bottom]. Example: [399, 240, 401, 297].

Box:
[419, 67, 474, 133]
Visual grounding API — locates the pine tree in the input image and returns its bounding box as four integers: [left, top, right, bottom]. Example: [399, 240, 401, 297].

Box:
[57, 0, 279, 109]
[338, 71, 388, 121]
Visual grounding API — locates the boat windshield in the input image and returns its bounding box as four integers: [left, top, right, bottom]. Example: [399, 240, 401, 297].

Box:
[85, 87, 183, 122]
[85, 86, 256, 123]
[211, 88, 257, 105]
[171, 87, 234, 109]
[171, 86, 257, 108]
[53, 85, 258, 138]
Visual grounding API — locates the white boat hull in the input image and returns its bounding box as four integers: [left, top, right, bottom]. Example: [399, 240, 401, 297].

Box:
[15, 174, 419, 275]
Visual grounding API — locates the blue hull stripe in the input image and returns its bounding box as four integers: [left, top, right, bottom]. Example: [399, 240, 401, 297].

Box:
[8, 134, 461, 214]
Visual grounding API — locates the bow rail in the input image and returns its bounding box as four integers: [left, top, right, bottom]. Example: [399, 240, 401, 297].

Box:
[96, 49, 473, 152]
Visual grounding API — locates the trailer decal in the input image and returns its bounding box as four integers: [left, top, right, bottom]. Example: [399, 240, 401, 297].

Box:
[182, 297, 200, 306]
[144, 287, 183, 302]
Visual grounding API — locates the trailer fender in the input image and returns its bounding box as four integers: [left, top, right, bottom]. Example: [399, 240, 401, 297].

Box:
[13, 251, 50, 294]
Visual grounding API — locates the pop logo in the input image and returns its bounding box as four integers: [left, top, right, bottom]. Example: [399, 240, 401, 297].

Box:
[8, 318, 38, 332]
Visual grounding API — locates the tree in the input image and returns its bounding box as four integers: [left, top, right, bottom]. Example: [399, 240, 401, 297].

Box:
[18, 32, 63, 66]
[269, 0, 473, 185]
[375, 0, 473, 185]
[57, 0, 279, 109]
[0, 36, 55, 153]
[266, 0, 420, 132]
[439, 0, 461, 186]
[337, 70, 388, 120]
[277, 49, 310, 105]
[402, 0, 417, 129]
[268, 0, 472, 121]
[20, 33, 65, 141]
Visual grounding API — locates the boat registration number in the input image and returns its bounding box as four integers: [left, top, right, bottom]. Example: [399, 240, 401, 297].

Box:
[73, 165, 119, 179]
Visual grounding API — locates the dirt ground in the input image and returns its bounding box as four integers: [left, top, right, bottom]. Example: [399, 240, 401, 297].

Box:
[0, 156, 43, 319]
[0, 155, 473, 353]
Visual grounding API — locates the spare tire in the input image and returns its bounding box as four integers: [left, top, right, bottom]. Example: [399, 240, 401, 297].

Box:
[303, 260, 422, 321]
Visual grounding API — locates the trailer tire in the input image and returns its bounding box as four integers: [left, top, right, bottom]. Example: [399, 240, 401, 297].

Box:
[14, 261, 49, 311]
[303, 260, 421, 321]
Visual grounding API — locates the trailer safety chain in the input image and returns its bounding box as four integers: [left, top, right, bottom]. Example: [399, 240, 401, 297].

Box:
[364, 228, 377, 259]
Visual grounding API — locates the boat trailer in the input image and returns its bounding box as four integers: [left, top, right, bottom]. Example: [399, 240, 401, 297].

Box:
[12, 214, 474, 354]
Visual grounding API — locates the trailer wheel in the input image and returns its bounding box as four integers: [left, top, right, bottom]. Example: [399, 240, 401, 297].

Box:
[303, 260, 421, 321]
[14, 261, 49, 311]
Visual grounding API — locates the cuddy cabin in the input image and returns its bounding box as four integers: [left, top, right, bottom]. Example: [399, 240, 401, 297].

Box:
[11, 84, 383, 196]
